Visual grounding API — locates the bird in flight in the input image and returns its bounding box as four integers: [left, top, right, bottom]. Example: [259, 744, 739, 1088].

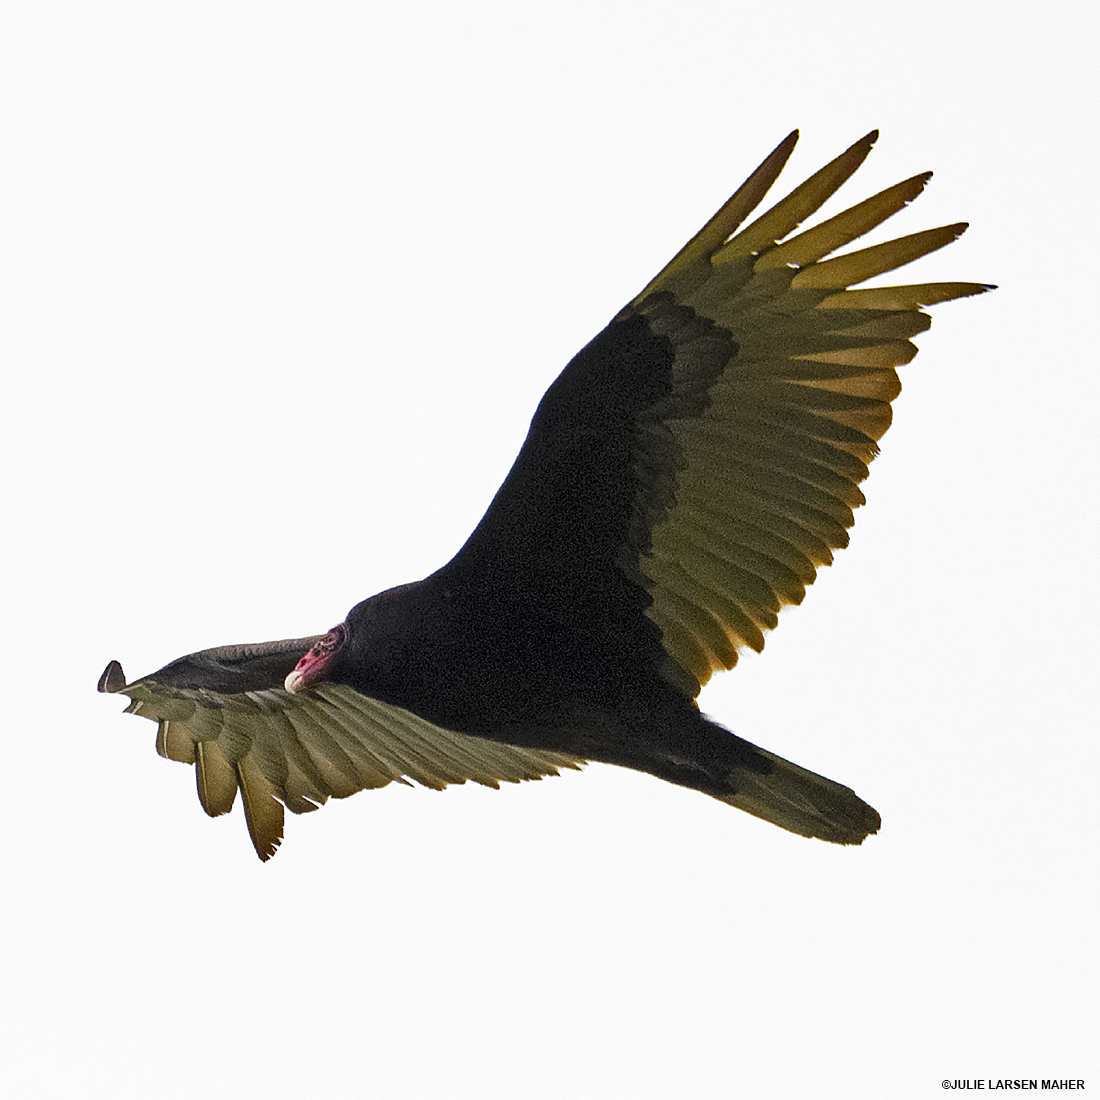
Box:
[100, 130, 990, 860]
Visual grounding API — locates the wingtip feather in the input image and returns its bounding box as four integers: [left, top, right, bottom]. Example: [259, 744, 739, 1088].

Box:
[633, 129, 801, 301]
[719, 129, 881, 260]
[195, 741, 238, 817]
[98, 661, 127, 693]
[237, 755, 285, 861]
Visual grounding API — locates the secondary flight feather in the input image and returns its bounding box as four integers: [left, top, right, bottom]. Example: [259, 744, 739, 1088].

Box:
[100, 130, 990, 860]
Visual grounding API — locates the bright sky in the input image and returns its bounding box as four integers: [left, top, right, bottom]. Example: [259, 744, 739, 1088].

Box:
[4, 2, 1096, 1097]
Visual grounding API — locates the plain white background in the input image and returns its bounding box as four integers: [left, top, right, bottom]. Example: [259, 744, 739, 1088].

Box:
[3, 2, 1096, 1097]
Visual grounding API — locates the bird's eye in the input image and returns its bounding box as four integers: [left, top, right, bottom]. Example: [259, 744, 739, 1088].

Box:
[315, 625, 346, 654]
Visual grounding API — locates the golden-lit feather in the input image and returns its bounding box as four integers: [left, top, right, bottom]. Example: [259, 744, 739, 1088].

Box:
[629, 131, 990, 689]
[714, 131, 878, 261]
[194, 740, 237, 818]
[101, 662, 583, 861]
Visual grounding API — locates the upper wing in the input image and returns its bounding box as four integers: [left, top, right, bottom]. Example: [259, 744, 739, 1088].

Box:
[445, 130, 990, 696]
[99, 641, 583, 860]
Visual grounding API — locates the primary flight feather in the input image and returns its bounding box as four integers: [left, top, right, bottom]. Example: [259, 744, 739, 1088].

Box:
[100, 130, 990, 860]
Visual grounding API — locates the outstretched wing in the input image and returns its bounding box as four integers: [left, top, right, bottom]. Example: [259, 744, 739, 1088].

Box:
[98, 642, 583, 860]
[446, 130, 990, 696]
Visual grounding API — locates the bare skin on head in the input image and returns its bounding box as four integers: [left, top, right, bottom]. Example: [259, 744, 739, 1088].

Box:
[285, 625, 346, 693]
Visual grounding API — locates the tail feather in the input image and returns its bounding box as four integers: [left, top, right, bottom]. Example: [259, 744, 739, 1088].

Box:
[715, 746, 880, 845]
[605, 705, 880, 845]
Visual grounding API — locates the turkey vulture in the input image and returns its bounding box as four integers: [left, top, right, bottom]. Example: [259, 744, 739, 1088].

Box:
[100, 130, 990, 860]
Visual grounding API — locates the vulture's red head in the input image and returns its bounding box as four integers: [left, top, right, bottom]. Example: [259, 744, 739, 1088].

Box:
[284, 623, 348, 693]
